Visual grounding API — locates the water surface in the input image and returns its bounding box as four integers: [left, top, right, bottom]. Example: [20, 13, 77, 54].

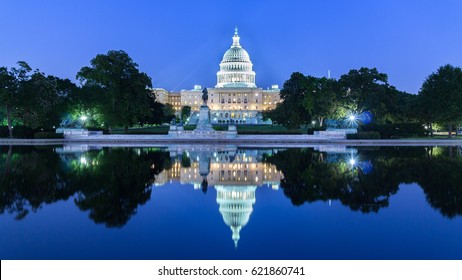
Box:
[1, 145, 461, 259]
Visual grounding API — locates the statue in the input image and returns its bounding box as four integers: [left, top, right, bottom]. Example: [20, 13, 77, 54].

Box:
[202, 87, 208, 105]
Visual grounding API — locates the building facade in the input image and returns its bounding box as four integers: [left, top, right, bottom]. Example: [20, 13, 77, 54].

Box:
[153, 28, 281, 124]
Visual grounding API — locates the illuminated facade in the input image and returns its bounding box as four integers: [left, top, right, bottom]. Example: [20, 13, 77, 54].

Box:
[152, 28, 281, 124]
[154, 149, 283, 188]
[153, 148, 283, 247]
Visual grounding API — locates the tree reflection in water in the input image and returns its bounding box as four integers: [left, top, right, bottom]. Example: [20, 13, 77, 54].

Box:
[0, 146, 171, 227]
[70, 148, 171, 227]
[1, 145, 462, 228]
[0, 146, 72, 220]
[265, 146, 462, 217]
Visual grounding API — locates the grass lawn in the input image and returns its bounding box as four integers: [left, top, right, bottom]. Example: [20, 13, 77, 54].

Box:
[405, 135, 462, 140]
[110, 125, 304, 135]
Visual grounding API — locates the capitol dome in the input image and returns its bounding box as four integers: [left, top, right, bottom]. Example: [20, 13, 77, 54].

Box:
[216, 185, 257, 248]
[216, 28, 256, 88]
[222, 46, 251, 63]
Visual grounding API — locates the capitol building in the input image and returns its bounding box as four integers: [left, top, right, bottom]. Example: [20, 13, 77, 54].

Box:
[153, 28, 281, 124]
[153, 147, 283, 247]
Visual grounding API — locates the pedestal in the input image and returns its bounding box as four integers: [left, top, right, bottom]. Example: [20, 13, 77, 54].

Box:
[195, 105, 214, 132]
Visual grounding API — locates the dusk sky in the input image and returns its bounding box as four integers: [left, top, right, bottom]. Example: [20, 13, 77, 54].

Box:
[1, 0, 461, 94]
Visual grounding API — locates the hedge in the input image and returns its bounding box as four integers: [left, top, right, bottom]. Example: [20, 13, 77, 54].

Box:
[34, 132, 64, 139]
[361, 123, 426, 139]
[0, 126, 35, 138]
[346, 131, 381, 139]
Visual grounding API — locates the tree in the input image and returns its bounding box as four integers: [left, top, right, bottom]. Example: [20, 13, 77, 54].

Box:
[418, 64, 462, 137]
[311, 77, 343, 126]
[181, 106, 191, 122]
[162, 103, 176, 123]
[19, 71, 74, 129]
[76, 50, 153, 133]
[139, 93, 165, 126]
[0, 62, 32, 138]
[338, 67, 393, 123]
[265, 72, 315, 129]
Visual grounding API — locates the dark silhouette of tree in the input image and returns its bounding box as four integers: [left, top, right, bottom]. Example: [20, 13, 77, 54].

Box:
[71, 148, 171, 227]
[418, 65, 462, 137]
[0, 62, 32, 138]
[77, 50, 153, 133]
[0, 146, 74, 219]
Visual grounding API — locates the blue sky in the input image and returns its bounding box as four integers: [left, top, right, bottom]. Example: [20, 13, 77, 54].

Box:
[1, 0, 461, 93]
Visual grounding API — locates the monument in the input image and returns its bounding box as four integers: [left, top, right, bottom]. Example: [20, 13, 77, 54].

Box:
[168, 87, 237, 138]
[194, 88, 214, 132]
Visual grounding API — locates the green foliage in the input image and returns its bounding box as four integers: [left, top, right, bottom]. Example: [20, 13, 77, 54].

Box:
[162, 103, 176, 123]
[236, 125, 302, 134]
[19, 72, 72, 129]
[66, 84, 104, 128]
[0, 125, 34, 138]
[181, 152, 191, 168]
[1, 62, 76, 137]
[338, 67, 389, 114]
[110, 126, 169, 134]
[33, 132, 64, 139]
[265, 72, 314, 129]
[238, 130, 302, 135]
[311, 77, 344, 125]
[361, 123, 426, 139]
[181, 106, 191, 122]
[76, 50, 153, 132]
[0, 61, 32, 137]
[418, 64, 462, 136]
[346, 131, 381, 139]
[212, 125, 227, 131]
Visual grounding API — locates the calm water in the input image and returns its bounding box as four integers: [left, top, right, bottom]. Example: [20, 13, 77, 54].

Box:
[1, 144, 462, 260]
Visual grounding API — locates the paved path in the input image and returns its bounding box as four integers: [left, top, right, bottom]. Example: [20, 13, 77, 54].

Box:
[1, 134, 462, 147]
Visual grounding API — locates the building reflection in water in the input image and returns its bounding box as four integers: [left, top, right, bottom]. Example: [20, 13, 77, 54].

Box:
[154, 146, 283, 247]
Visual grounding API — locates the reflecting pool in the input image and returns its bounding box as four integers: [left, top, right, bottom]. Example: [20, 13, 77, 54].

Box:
[1, 145, 462, 259]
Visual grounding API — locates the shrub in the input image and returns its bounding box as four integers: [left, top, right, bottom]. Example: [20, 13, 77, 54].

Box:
[238, 130, 302, 135]
[346, 131, 381, 139]
[0, 126, 35, 138]
[361, 123, 426, 139]
[0, 126, 8, 138]
[212, 125, 227, 131]
[34, 132, 64, 139]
